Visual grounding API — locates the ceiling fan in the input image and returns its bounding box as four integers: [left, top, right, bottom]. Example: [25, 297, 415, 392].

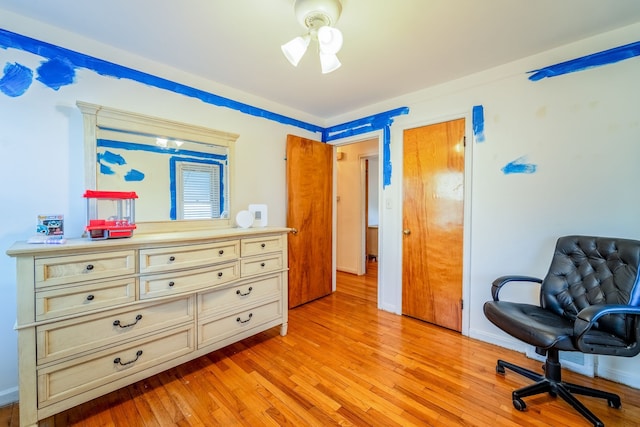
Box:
[281, 0, 344, 74]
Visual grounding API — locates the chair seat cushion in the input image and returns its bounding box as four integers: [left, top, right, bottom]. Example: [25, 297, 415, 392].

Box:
[484, 301, 577, 351]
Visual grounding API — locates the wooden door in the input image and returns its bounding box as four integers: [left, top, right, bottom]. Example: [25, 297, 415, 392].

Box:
[286, 134, 333, 308]
[402, 119, 465, 331]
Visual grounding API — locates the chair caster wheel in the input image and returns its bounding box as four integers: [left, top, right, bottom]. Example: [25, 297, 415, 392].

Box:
[513, 398, 526, 411]
[608, 398, 621, 409]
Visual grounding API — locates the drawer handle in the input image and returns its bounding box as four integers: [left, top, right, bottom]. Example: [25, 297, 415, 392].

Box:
[236, 287, 253, 297]
[217, 272, 223, 278]
[261, 243, 266, 248]
[86, 294, 95, 301]
[218, 249, 224, 255]
[113, 314, 143, 329]
[168, 281, 175, 287]
[114, 350, 143, 366]
[86, 264, 94, 271]
[236, 313, 253, 324]
[169, 256, 176, 262]
[260, 262, 266, 268]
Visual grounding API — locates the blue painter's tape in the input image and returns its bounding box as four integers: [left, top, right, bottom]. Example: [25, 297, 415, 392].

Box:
[324, 107, 409, 142]
[97, 139, 228, 161]
[383, 125, 392, 188]
[502, 156, 537, 175]
[36, 57, 75, 90]
[0, 62, 32, 97]
[0, 28, 323, 133]
[99, 163, 115, 175]
[528, 40, 640, 81]
[124, 169, 145, 182]
[472, 105, 485, 143]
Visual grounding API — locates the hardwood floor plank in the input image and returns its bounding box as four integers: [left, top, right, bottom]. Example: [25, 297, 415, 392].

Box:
[4, 264, 640, 426]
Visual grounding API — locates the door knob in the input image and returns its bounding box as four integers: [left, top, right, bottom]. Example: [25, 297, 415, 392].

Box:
[290, 228, 298, 235]
[403, 229, 411, 235]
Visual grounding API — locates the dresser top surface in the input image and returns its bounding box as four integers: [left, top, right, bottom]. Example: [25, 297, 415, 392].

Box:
[7, 227, 290, 257]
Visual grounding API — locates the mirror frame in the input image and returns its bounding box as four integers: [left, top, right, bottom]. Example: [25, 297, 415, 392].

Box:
[77, 101, 239, 233]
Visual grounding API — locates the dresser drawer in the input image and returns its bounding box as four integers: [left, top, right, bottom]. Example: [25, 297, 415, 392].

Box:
[38, 325, 194, 407]
[241, 235, 284, 257]
[198, 274, 282, 318]
[139, 262, 239, 299]
[35, 278, 136, 321]
[35, 251, 136, 288]
[140, 241, 239, 274]
[241, 253, 283, 277]
[198, 300, 282, 348]
[36, 296, 194, 364]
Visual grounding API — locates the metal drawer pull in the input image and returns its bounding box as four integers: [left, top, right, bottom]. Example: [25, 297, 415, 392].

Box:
[236, 287, 253, 297]
[169, 256, 176, 262]
[114, 350, 143, 366]
[260, 262, 266, 268]
[168, 281, 175, 287]
[217, 272, 223, 278]
[86, 294, 95, 301]
[113, 314, 142, 328]
[218, 249, 224, 255]
[86, 264, 94, 271]
[261, 243, 266, 248]
[236, 313, 253, 324]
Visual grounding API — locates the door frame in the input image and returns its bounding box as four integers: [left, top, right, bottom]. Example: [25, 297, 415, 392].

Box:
[399, 112, 474, 336]
[329, 131, 383, 299]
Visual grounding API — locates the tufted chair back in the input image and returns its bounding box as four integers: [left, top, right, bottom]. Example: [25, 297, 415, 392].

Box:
[541, 235, 640, 343]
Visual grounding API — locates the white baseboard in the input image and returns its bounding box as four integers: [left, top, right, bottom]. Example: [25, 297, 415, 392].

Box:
[336, 266, 358, 274]
[468, 328, 528, 354]
[598, 364, 640, 389]
[0, 387, 18, 407]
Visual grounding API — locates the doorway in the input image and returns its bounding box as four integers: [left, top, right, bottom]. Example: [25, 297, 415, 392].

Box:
[335, 138, 379, 296]
[401, 118, 465, 332]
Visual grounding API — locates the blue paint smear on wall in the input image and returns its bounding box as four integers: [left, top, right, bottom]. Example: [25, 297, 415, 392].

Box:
[502, 156, 537, 175]
[528, 40, 640, 81]
[124, 169, 145, 182]
[0, 28, 323, 133]
[0, 62, 32, 97]
[472, 105, 485, 143]
[98, 150, 126, 166]
[36, 57, 75, 90]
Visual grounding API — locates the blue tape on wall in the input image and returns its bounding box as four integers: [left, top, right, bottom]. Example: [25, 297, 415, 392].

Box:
[472, 105, 485, 143]
[0, 28, 323, 133]
[1, 27, 411, 187]
[528, 40, 640, 81]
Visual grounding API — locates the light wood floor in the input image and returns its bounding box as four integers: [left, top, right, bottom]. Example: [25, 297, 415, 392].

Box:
[3, 263, 640, 426]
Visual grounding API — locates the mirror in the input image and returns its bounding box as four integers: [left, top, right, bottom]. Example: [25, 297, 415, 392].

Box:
[78, 101, 238, 232]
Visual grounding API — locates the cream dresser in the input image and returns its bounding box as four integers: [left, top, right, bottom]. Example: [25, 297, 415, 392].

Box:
[7, 227, 289, 427]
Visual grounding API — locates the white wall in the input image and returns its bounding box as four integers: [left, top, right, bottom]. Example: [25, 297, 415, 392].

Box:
[1, 12, 640, 404]
[330, 22, 640, 387]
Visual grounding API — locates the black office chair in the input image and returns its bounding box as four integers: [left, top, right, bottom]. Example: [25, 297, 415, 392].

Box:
[483, 235, 640, 427]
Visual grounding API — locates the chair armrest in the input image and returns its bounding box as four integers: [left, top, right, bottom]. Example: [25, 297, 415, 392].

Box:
[574, 304, 640, 339]
[491, 275, 542, 301]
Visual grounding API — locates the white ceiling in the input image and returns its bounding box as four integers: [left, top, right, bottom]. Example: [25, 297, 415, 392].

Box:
[2, 0, 640, 119]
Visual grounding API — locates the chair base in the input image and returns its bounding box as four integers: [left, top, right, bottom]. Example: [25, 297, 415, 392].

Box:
[497, 354, 621, 427]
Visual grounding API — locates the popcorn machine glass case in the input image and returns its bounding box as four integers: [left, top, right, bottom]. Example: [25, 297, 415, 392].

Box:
[84, 190, 137, 239]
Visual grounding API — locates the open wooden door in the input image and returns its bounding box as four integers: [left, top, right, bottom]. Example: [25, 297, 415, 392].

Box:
[402, 119, 465, 331]
[286, 134, 333, 308]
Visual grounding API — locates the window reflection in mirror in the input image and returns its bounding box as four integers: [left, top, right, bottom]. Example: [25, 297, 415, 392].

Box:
[78, 102, 238, 231]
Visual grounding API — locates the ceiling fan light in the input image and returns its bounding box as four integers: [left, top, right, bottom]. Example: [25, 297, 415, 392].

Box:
[281, 35, 310, 67]
[317, 26, 343, 54]
[320, 52, 341, 74]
